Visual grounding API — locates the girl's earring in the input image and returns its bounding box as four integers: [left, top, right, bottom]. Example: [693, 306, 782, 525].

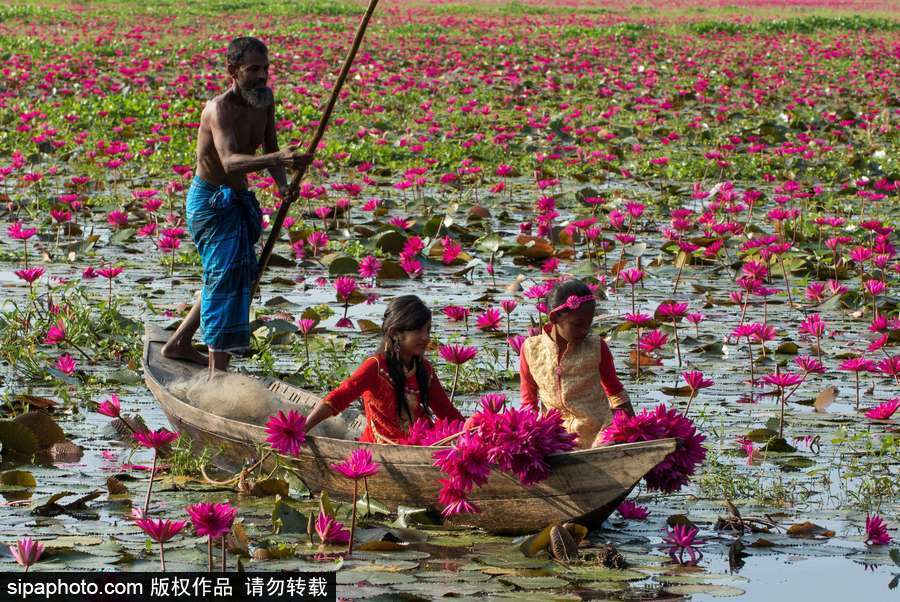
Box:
[392, 338, 401, 357]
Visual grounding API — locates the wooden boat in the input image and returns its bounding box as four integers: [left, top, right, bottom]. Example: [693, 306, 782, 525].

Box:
[143, 325, 678, 534]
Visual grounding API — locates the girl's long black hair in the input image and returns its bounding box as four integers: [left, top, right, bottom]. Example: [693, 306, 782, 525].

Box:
[379, 295, 432, 423]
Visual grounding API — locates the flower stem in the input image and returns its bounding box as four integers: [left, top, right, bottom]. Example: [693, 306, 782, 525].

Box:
[207, 537, 213, 572]
[221, 536, 226, 572]
[449, 364, 460, 403]
[747, 342, 755, 403]
[672, 319, 681, 368]
[347, 480, 358, 556]
[364, 477, 371, 517]
[142, 451, 158, 516]
[779, 388, 786, 439]
[685, 390, 697, 416]
[159, 541, 166, 572]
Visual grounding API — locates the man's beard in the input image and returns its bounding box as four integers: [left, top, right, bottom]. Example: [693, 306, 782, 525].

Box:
[239, 85, 273, 109]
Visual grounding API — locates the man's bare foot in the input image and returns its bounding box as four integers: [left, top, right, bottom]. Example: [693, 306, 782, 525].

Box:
[161, 338, 208, 366]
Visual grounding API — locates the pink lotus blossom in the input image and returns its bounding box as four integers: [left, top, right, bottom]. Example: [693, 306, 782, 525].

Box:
[618, 268, 645, 285]
[358, 255, 381, 279]
[334, 275, 357, 301]
[439, 344, 477, 365]
[107, 210, 129, 228]
[15, 267, 44, 284]
[865, 514, 892, 545]
[663, 524, 704, 564]
[97, 393, 121, 418]
[332, 448, 380, 480]
[682, 371, 713, 391]
[865, 398, 899, 420]
[56, 353, 76, 374]
[657, 301, 688, 319]
[401, 417, 465, 446]
[8, 222, 37, 240]
[762, 372, 804, 388]
[297, 318, 316, 334]
[500, 299, 518, 314]
[134, 428, 179, 450]
[601, 405, 706, 493]
[442, 306, 469, 322]
[507, 335, 526, 355]
[441, 237, 462, 264]
[134, 517, 187, 543]
[265, 410, 306, 457]
[685, 312, 705, 326]
[840, 357, 876, 373]
[617, 500, 649, 520]
[475, 307, 502, 331]
[185, 502, 237, 539]
[9, 537, 44, 571]
[315, 510, 350, 545]
[639, 330, 668, 353]
[794, 356, 826, 374]
[799, 314, 827, 338]
[399, 255, 422, 278]
[97, 266, 123, 280]
[624, 313, 653, 327]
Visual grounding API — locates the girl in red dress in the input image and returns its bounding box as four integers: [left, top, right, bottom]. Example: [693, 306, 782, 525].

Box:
[519, 279, 634, 448]
[304, 295, 464, 443]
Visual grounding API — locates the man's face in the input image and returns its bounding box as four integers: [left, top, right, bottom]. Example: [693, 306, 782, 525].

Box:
[230, 50, 272, 108]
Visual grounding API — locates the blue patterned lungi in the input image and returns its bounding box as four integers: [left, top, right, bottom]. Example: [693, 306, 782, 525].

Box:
[186, 176, 262, 353]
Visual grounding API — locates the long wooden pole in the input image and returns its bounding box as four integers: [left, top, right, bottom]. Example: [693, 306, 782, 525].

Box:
[254, 0, 380, 295]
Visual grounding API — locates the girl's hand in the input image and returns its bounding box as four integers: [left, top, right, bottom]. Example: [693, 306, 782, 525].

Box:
[591, 431, 610, 448]
[612, 401, 635, 418]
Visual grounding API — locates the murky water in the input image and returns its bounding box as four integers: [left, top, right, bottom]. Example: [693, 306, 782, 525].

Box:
[1, 169, 898, 599]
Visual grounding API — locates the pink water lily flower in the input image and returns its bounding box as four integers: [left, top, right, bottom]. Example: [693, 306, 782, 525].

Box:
[682, 370, 713, 391]
[9, 537, 44, 572]
[617, 500, 649, 520]
[134, 517, 187, 543]
[864, 514, 892, 546]
[663, 524, 704, 564]
[315, 510, 350, 545]
[55, 353, 76, 375]
[439, 344, 477, 365]
[475, 307, 502, 331]
[332, 448, 380, 480]
[185, 502, 238, 539]
[134, 428, 179, 450]
[97, 393, 121, 418]
[865, 398, 899, 420]
[264, 410, 306, 457]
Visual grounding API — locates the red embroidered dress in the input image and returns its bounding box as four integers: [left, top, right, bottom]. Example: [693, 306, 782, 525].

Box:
[323, 354, 464, 443]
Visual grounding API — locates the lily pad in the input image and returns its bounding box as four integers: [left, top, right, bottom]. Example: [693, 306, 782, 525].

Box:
[13, 411, 65, 448]
[0, 421, 39, 456]
[664, 584, 746, 597]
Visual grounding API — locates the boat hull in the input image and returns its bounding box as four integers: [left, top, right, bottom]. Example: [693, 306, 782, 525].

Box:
[143, 325, 677, 533]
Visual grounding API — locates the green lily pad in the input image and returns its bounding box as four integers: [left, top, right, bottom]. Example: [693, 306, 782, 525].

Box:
[562, 566, 648, 582]
[326, 255, 360, 275]
[0, 470, 37, 489]
[13, 411, 65, 448]
[0, 421, 39, 456]
[336, 571, 417, 586]
[499, 575, 569, 589]
[664, 584, 746, 597]
[656, 573, 749, 584]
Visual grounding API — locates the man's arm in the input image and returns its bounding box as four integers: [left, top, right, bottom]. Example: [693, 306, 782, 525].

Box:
[208, 103, 309, 176]
[263, 103, 289, 197]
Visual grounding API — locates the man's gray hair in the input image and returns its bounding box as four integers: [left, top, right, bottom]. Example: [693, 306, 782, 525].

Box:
[226, 37, 267, 67]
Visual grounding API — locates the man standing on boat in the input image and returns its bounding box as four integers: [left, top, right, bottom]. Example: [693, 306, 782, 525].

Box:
[162, 36, 312, 375]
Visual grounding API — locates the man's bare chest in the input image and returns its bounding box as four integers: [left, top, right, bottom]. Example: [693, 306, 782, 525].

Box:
[224, 110, 267, 152]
